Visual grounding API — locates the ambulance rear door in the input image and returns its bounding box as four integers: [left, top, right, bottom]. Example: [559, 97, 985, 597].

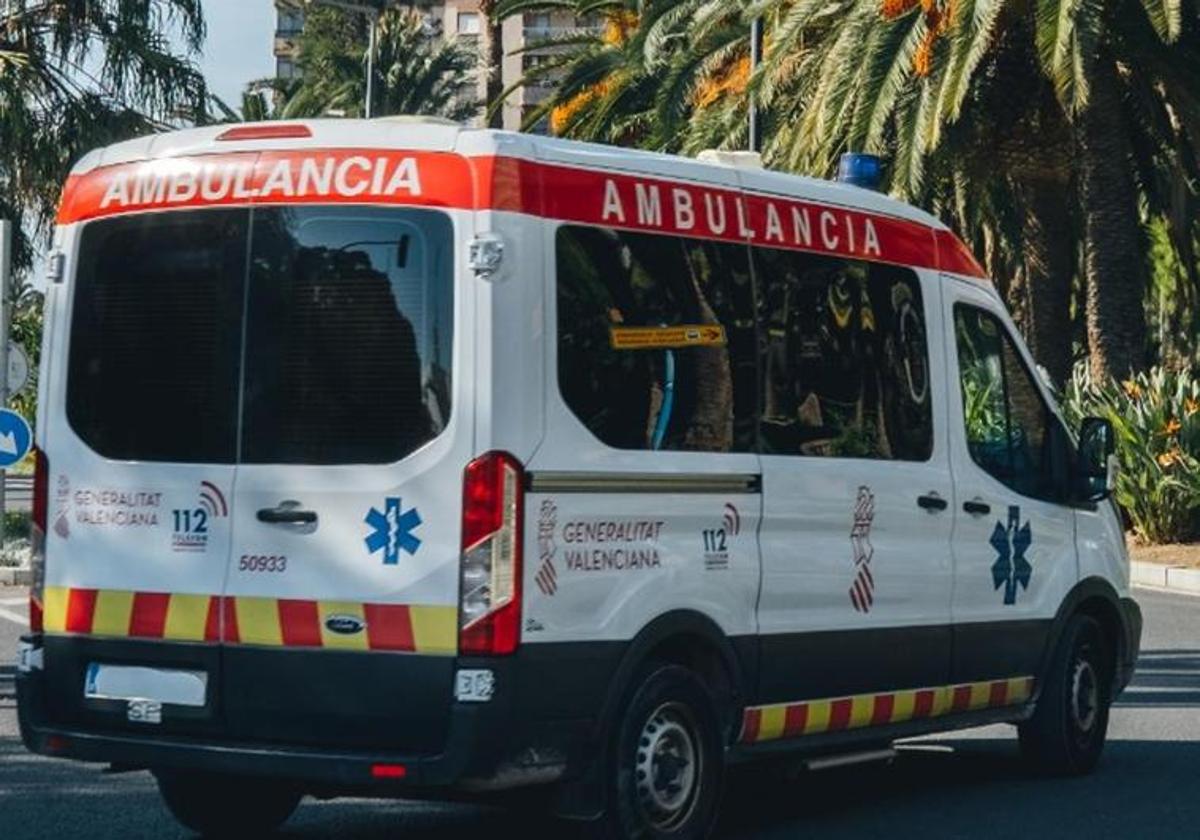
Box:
[220, 199, 473, 753]
[41, 191, 251, 737]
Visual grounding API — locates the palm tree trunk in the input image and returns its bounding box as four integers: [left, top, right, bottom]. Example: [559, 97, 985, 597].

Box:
[1077, 53, 1146, 381]
[978, 25, 1075, 387]
[1015, 178, 1075, 386]
[479, 1, 504, 129]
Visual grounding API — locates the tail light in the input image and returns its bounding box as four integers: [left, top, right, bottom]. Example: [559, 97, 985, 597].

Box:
[458, 451, 524, 656]
[29, 446, 48, 633]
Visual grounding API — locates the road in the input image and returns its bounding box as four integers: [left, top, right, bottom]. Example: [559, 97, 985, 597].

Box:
[1, 586, 1197, 839]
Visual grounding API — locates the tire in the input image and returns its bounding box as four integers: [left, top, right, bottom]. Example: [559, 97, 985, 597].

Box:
[154, 769, 301, 837]
[592, 663, 725, 840]
[1018, 614, 1112, 776]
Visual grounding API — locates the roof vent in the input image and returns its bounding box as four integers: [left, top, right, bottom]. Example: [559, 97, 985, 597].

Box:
[697, 150, 763, 169]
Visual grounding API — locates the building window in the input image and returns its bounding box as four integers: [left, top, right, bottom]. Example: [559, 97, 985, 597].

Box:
[525, 12, 551, 36]
[277, 57, 298, 80]
[458, 12, 481, 35]
[277, 9, 303, 36]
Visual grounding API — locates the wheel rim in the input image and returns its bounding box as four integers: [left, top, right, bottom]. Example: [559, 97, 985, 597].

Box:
[1070, 654, 1099, 734]
[634, 701, 702, 831]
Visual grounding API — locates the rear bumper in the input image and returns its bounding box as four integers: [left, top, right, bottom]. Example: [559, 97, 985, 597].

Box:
[1117, 596, 1143, 693]
[16, 635, 605, 795]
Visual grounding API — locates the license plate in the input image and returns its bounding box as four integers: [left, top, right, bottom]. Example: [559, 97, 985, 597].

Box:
[84, 663, 207, 708]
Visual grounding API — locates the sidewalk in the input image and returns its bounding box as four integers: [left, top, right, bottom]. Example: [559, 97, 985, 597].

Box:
[1131, 560, 1200, 595]
[1129, 542, 1200, 596]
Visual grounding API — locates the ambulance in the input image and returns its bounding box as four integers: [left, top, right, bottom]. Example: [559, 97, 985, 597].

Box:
[17, 119, 1142, 838]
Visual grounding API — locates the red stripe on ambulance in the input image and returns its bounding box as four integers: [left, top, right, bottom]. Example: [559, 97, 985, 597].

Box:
[55, 149, 987, 279]
[128, 592, 170, 638]
[738, 677, 1036, 745]
[42, 586, 451, 654]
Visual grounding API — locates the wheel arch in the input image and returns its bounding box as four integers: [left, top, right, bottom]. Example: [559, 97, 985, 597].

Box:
[598, 610, 750, 744]
[1039, 576, 1128, 695]
[552, 610, 752, 820]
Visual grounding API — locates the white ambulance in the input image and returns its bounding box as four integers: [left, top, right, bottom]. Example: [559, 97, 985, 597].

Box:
[17, 119, 1141, 838]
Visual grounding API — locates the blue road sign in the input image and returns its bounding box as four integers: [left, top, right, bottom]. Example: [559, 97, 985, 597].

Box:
[0, 409, 32, 468]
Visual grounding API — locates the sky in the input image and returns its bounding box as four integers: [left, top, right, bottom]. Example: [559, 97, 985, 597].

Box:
[191, 3, 278, 109]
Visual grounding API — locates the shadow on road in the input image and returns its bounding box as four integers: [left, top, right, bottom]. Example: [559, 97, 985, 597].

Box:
[2, 734, 1199, 839]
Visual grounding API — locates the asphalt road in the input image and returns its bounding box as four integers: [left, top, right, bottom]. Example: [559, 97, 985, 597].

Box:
[0, 585, 1197, 839]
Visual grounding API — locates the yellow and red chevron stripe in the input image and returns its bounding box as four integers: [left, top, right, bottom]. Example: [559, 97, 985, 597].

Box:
[41, 587, 456, 655]
[739, 676, 1035, 744]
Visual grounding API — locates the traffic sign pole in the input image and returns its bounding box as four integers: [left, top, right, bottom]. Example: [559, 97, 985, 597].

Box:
[0, 219, 11, 547]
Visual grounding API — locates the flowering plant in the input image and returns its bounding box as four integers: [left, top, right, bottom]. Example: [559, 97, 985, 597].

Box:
[1063, 365, 1200, 544]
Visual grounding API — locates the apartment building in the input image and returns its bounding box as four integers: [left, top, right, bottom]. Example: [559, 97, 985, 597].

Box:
[272, 1, 598, 132]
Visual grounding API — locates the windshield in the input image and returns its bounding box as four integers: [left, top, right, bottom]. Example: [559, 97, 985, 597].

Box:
[67, 206, 454, 465]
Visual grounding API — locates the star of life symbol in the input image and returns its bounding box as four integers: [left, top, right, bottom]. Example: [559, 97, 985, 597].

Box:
[991, 505, 1033, 605]
[848, 486, 876, 613]
[364, 497, 422, 565]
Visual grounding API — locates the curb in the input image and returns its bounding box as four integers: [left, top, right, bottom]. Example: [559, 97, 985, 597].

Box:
[1131, 560, 1200, 595]
[0, 566, 31, 586]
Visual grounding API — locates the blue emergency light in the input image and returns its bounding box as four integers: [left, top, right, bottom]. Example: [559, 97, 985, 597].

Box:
[837, 153, 884, 190]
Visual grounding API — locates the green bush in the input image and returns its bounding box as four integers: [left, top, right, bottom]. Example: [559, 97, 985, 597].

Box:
[3, 509, 30, 540]
[1063, 364, 1200, 544]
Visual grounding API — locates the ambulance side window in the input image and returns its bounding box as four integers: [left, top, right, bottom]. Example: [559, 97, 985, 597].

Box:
[752, 248, 933, 461]
[556, 226, 757, 453]
[953, 305, 1063, 501]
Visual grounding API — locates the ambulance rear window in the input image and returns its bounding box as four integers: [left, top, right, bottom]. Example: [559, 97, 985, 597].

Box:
[67, 206, 453, 465]
[68, 210, 247, 462]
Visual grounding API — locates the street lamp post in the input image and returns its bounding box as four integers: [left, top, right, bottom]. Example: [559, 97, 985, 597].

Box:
[749, 16, 764, 153]
[0, 220, 11, 547]
[305, 0, 385, 118]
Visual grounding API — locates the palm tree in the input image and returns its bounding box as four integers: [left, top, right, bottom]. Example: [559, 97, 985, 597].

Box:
[510, 0, 1200, 383]
[497, 1, 735, 145]
[0, 0, 208, 276]
[271, 7, 478, 122]
[480, 1, 506, 128]
[736, 0, 1200, 381]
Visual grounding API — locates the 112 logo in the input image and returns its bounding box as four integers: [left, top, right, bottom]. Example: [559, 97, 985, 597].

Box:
[172, 481, 227, 553]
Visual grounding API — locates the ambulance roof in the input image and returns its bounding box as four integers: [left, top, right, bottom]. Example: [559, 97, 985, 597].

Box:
[62, 118, 985, 279]
[69, 118, 941, 230]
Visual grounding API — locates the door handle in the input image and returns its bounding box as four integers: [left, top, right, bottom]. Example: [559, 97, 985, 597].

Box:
[257, 502, 317, 525]
[962, 499, 991, 516]
[917, 493, 948, 512]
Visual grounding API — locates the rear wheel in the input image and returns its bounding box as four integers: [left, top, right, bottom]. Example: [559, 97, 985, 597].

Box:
[594, 664, 724, 839]
[1018, 614, 1112, 776]
[154, 769, 301, 837]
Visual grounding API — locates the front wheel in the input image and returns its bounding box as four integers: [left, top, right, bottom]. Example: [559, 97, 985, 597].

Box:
[594, 664, 724, 840]
[154, 769, 301, 837]
[1018, 614, 1112, 776]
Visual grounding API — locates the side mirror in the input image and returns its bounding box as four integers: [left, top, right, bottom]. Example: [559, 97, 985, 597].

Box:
[1077, 416, 1116, 501]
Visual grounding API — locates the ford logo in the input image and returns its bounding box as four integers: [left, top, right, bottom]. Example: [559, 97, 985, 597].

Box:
[324, 614, 366, 635]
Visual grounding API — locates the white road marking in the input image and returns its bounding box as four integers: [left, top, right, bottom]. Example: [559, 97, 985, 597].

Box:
[0, 605, 28, 626]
